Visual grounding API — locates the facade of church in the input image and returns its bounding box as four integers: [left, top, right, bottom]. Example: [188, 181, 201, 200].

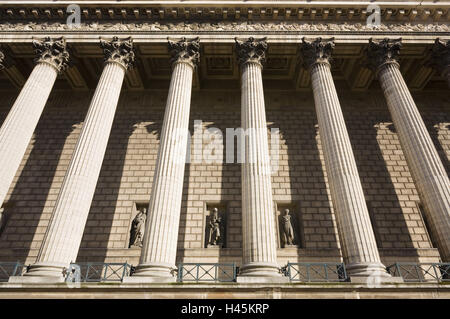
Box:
[0, 0, 449, 298]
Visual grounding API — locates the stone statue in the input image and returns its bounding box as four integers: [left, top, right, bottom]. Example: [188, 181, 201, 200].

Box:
[129, 207, 147, 248]
[280, 209, 295, 247]
[207, 208, 223, 247]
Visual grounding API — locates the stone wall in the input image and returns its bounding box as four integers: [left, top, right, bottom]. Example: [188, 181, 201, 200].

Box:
[0, 88, 447, 266]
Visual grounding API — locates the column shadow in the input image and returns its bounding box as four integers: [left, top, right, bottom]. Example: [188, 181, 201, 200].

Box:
[345, 109, 421, 263]
[268, 107, 341, 263]
[77, 110, 146, 263]
[0, 94, 83, 263]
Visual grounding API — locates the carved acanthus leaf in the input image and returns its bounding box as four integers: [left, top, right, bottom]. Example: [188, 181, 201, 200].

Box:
[235, 37, 268, 67]
[300, 37, 335, 70]
[366, 38, 402, 71]
[168, 37, 200, 68]
[32, 37, 70, 72]
[100, 36, 135, 70]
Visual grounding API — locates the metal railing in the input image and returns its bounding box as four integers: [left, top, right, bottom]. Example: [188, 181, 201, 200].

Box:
[387, 263, 450, 283]
[65, 262, 132, 283]
[177, 263, 237, 282]
[283, 262, 348, 282]
[0, 262, 25, 282]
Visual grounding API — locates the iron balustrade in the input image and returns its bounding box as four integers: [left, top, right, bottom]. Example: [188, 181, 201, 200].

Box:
[177, 263, 237, 282]
[283, 262, 348, 282]
[65, 262, 132, 282]
[386, 263, 450, 283]
[0, 262, 25, 282]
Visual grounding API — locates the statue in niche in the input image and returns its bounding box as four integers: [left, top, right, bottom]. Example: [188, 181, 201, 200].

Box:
[129, 207, 147, 248]
[207, 208, 223, 247]
[280, 209, 295, 247]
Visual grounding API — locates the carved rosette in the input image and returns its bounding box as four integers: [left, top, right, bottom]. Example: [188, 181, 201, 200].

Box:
[235, 37, 268, 68]
[300, 37, 335, 70]
[0, 50, 5, 71]
[100, 36, 135, 70]
[168, 37, 200, 68]
[32, 37, 70, 73]
[429, 38, 450, 77]
[366, 38, 402, 73]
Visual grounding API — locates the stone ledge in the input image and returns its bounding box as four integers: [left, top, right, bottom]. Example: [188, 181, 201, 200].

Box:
[0, 282, 449, 299]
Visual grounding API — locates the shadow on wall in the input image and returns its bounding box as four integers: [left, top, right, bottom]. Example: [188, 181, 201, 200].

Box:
[0, 91, 87, 264]
[268, 106, 341, 263]
[344, 103, 426, 263]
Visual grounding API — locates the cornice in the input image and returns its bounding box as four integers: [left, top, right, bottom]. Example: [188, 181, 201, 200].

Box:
[0, 2, 448, 24]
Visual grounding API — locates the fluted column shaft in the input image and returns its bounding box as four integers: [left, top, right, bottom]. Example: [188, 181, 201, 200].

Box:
[302, 38, 388, 277]
[132, 38, 199, 280]
[234, 37, 281, 278]
[134, 62, 193, 277]
[0, 38, 69, 210]
[21, 37, 134, 280]
[378, 63, 450, 261]
[240, 61, 280, 276]
[0, 64, 57, 206]
[311, 63, 387, 274]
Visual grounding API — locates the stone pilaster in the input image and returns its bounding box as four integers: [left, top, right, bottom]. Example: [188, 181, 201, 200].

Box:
[428, 38, 450, 88]
[127, 38, 199, 282]
[12, 37, 135, 282]
[301, 38, 390, 279]
[368, 38, 450, 262]
[235, 37, 283, 281]
[0, 37, 69, 211]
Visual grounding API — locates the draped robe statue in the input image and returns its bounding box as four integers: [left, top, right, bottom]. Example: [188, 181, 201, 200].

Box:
[129, 207, 147, 248]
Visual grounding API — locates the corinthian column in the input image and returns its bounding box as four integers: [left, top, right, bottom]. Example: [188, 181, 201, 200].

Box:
[126, 38, 199, 283]
[367, 38, 450, 262]
[0, 37, 69, 210]
[235, 37, 285, 282]
[429, 38, 450, 88]
[0, 49, 5, 71]
[10, 37, 135, 283]
[301, 38, 390, 279]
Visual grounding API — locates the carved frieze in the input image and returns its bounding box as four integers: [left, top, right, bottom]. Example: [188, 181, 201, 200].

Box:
[168, 37, 200, 68]
[100, 36, 135, 70]
[366, 38, 402, 72]
[32, 36, 69, 72]
[300, 37, 335, 70]
[0, 21, 448, 33]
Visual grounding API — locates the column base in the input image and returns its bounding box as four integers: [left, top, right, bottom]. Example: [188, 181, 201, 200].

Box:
[346, 262, 390, 277]
[9, 261, 68, 283]
[346, 262, 403, 284]
[238, 262, 284, 279]
[124, 262, 177, 283]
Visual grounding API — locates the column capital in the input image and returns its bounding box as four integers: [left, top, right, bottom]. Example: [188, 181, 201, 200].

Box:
[235, 37, 268, 68]
[300, 37, 335, 70]
[428, 38, 450, 77]
[32, 37, 70, 73]
[366, 38, 402, 73]
[168, 37, 200, 69]
[100, 36, 135, 70]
